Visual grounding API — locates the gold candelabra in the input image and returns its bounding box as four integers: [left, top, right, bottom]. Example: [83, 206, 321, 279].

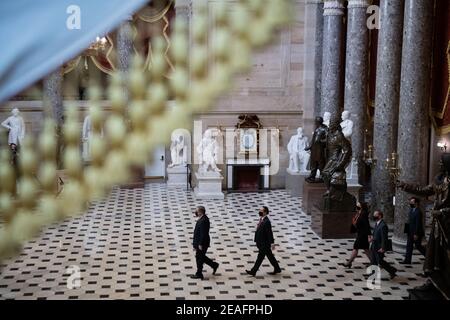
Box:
[363, 144, 377, 168]
[385, 152, 401, 181]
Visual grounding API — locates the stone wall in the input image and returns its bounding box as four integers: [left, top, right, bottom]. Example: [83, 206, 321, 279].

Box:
[192, 0, 305, 188]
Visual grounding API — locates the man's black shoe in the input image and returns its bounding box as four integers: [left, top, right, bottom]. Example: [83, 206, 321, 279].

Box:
[246, 270, 256, 277]
[212, 263, 219, 275]
[190, 274, 204, 280]
[268, 269, 281, 275]
[399, 260, 411, 265]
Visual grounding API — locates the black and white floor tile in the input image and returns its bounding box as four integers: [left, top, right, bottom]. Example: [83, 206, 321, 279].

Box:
[0, 184, 426, 299]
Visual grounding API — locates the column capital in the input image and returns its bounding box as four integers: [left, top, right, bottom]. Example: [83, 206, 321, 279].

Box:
[347, 0, 370, 9]
[306, 0, 324, 4]
[174, 0, 192, 10]
[323, 0, 345, 16]
[175, 0, 192, 18]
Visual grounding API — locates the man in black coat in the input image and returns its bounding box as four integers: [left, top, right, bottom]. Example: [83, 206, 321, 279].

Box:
[305, 116, 328, 183]
[246, 206, 281, 276]
[401, 197, 426, 264]
[191, 206, 219, 280]
[370, 210, 397, 279]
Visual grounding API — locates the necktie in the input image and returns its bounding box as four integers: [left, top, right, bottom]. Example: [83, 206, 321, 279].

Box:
[257, 218, 263, 229]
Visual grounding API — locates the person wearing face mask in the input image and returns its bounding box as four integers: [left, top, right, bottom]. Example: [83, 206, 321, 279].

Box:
[343, 202, 371, 268]
[370, 210, 397, 279]
[400, 197, 426, 265]
[191, 206, 219, 280]
[246, 206, 281, 276]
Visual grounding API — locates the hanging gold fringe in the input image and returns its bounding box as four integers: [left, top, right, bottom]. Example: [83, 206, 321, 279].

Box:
[0, 0, 294, 261]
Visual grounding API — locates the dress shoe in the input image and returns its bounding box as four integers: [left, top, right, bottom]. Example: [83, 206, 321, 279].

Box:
[212, 263, 219, 275]
[389, 269, 398, 279]
[190, 274, 204, 280]
[343, 261, 352, 268]
[267, 269, 281, 275]
[246, 270, 256, 277]
[399, 260, 411, 265]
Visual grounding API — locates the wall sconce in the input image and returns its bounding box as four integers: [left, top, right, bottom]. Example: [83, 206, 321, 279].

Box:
[385, 152, 401, 181]
[363, 144, 377, 168]
[437, 141, 447, 152]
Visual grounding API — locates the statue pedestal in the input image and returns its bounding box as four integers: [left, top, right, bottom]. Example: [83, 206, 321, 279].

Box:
[347, 183, 363, 202]
[311, 205, 356, 239]
[167, 165, 187, 187]
[286, 169, 309, 197]
[194, 172, 224, 199]
[311, 192, 357, 239]
[302, 181, 327, 215]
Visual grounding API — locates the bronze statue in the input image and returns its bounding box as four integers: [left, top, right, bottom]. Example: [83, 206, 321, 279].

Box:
[321, 117, 352, 200]
[320, 116, 355, 212]
[397, 153, 450, 299]
[305, 116, 327, 183]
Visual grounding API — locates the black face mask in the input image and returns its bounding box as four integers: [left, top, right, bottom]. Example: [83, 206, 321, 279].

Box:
[373, 215, 379, 221]
[258, 211, 264, 217]
[194, 211, 199, 217]
[409, 204, 415, 209]
[356, 206, 362, 211]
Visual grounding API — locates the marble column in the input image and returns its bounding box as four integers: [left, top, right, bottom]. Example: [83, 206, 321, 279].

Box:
[344, 0, 370, 183]
[303, 1, 324, 135]
[43, 69, 64, 126]
[43, 68, 64, 168]
[393, 0, 433, 252]
[117, 17, 134, 72]
[304, 0, 324, 119]
[320, 0, 345, 120]
[313, 1, 324, 119]
[174, 0, 191, 19]
[371, 0, 404, 223]
[174, 0, 191, 77]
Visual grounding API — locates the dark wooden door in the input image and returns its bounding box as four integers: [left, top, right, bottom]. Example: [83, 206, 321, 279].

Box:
[234, 166, 261, 191]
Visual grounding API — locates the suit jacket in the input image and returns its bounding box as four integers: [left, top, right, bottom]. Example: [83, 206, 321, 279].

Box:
[309, 124, 328, 162]
[405, 207, 425, 237]
[254, 217, 275, 249]
[371, 219, 389, 252]
[193, 215, 211, 249]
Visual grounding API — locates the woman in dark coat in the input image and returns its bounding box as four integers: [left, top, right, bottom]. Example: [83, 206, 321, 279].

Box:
[343, 202, 372, 268]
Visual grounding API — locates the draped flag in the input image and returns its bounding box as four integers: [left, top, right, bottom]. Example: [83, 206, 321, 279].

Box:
[0, 0, 149, 102]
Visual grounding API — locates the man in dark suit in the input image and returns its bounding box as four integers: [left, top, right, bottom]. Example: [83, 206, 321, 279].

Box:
[401, 197, 426, 264]
[191, 206, 219, 280]
[305, 116, 328, 183]
[246, 206, 281, 276]
[370, 210, 397, 279]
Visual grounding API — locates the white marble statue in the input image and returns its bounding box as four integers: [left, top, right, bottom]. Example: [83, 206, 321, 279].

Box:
[1, 108, 25, 146]
[340, 110, 354, 139]
[323, 111, 331, 127]
[82, 115, 103, 162]
[169, 131, 187, 167]
[340, 110, 358, 182]
[197, 129, 221, 174]
[287, 127, 310, 173]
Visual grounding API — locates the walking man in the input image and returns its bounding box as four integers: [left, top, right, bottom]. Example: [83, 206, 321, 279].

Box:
[191, 206, 219, 280]
[400, 197, 426, 264]
[370, 210, 397, 279]
[246, 206, 281, 276]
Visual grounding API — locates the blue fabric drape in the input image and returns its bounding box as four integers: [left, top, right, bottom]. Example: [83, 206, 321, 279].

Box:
[0, 0, 149, 102]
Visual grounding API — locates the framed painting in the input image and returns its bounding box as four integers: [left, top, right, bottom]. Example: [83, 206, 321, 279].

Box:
[239, 128, 258, 154]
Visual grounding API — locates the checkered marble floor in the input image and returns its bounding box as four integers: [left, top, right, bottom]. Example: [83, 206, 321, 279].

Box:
[0, 184, 426, 300]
